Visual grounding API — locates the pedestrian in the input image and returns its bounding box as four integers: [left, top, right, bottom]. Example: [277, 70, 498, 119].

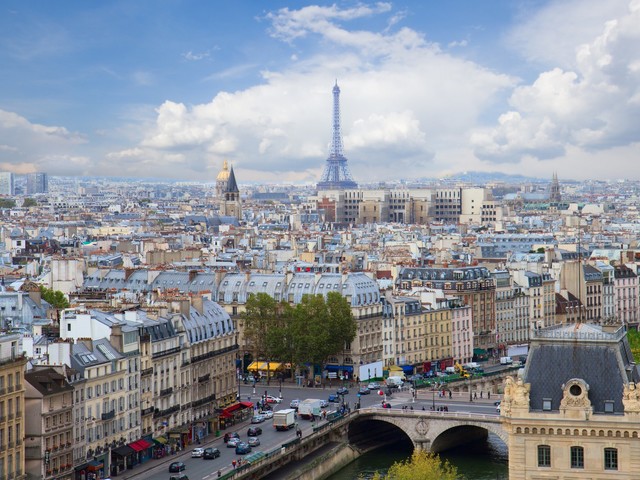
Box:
[488, 391, 491, 399]
[473, 392, 477, 400]
[480, 391, 483, 399]
[232, 460, 236, 469]
[449, 390, 452, 399]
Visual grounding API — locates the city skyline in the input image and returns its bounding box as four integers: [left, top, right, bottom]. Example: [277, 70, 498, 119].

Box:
[0, 0, 638, 184]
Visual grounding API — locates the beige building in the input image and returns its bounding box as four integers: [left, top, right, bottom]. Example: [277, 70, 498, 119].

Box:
[0, 334, 27, 480]
[25, 368, 74, 480]
[503, 323, 640, 479]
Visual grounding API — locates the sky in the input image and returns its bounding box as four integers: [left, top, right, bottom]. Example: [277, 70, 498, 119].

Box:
[0, 0, 639, 184]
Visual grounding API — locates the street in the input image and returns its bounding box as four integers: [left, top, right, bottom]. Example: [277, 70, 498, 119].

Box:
[128, 382, 499, 480]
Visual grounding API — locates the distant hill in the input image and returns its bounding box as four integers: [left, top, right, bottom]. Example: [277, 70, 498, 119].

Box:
[442, 171, 548, 184]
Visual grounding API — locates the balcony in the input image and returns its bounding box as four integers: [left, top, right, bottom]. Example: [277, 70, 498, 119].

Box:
[198, 373, 210, 383]
[190, 344, 238, 365]
[192, 393, 216, 408]
[101, 410, 115, 421]
[141, 406, 154, 416]
[151, 346, 181, 359]
[159, 387, 173, 397]
[153, 404, 180, 419]
[140, 367, 153, 377]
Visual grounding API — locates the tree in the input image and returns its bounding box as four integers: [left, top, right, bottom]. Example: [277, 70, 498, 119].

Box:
[369, 450, 458, 480]
[242, 293, 282, 383]
[40, 286, 70, 309]
[22, 198, 37, 207]
[0, 199, 15, 208]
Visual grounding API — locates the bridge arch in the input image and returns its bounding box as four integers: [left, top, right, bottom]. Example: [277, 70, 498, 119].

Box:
[351, 409, 508, 453]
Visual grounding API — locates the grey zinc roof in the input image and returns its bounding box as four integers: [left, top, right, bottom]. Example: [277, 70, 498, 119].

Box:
[524, 324, 639, 414]
[182, 299, 233, 343]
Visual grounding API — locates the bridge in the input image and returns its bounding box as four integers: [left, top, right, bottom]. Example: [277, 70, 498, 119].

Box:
[226, 407, 507, 479]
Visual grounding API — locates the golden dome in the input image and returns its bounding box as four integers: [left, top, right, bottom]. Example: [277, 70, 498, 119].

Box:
[216, 160, 230, 181]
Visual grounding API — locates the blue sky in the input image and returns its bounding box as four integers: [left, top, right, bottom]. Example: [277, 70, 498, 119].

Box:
[0, 0, 638, 183]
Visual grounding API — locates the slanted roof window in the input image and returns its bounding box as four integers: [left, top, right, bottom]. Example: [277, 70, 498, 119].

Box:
[542, 398, 552, 411]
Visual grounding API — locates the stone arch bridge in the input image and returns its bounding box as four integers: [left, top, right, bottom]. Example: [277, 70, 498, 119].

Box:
[344, 407, 507, 452]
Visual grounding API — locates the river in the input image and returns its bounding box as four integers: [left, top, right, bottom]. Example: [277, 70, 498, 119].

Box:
[325, 433, 508, 480]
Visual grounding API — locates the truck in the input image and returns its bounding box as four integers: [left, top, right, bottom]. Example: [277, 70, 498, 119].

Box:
[386, 376, 404, 388]
[298, 399, 323, 420]
[500, 356, 513, 365]
[273, 408, 296, 431]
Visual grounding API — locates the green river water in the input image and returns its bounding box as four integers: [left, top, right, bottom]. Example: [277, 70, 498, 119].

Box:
[326, 433, 508, 480]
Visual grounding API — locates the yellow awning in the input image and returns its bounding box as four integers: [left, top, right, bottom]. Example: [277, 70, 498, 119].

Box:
[388, 365, 403, 372]
[246, 361, 283, 372]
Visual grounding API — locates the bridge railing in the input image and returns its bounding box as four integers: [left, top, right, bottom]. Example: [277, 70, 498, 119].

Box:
[357, 407, 500, 422]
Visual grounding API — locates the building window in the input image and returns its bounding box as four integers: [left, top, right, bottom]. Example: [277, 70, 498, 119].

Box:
[570, 446, 584, 469]
[604, 448, 618, 470]
[542, 398, 552, 411]
[604, 400, 614, 413]
[536, 445, 551, 467]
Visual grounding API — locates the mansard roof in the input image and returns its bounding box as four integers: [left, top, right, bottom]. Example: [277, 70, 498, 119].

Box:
[523, 323, 639, 414]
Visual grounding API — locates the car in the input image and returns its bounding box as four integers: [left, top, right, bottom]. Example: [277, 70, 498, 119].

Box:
[496, 404, 501, 413]
[191, 447, 205, 458]
[248, 436, 261, 447]
[367, 382, 381, 390]
[251, 414, 265, 423]
[337, 387, 349, 395]
[235, 442, 252, 455]
[290, 399, 300, 409]
[320, 399, 329, 408]
[202, 447, 220, 459]
[226, 437, 240, 448]
[358, 386, 370, 395]
[265, 395, 282, 404]
[328, 393, 339, 402]
[259, 410, 274, 419]
[223, 432, 240, 443]
[170, 475, 190, 480]
[247, 426, 262, 436]
[168, 461, 186, 473]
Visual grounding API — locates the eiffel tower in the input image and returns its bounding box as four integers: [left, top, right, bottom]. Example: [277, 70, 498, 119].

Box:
[317, 81, 358, 190]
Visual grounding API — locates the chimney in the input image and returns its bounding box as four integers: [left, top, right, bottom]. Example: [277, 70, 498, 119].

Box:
[191, 295, 204, 315]
[110, 324, 123, 351]
[79, 338, 93, 351]
[124, 268, 135, 281]
[189, 270, 198, 283]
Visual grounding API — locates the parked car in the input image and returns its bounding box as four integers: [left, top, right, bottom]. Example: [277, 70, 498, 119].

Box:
[367, 382, 381, 390]
[259, 410, 274, 419]
[226, 437, 240, 448]
[290, 399, 300, 409]
[251, 414, 265, 424]
[248, 436, 261, 447]
[247, 426, 262, 436]
[336, 386, 349, 395]
[223, 432, 240, 443]
[328, 394, 339, 403]
[319, 399, 329, 408]
[358, 386, 370, 395]
[265, 395, 282, 404]
[169, 461, 186, 473]
[235, 442, 252, 455]
[191, 447, 205, 458]
[203, 447, 220, 459]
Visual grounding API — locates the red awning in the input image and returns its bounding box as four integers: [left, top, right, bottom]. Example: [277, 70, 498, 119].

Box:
[128, 439, 153, 452]
[221, 403, 242, 415]
[138, 439, 153, 449]
[240, 401, 253, 409]
[219, 412, 232, 419]
[128, 441, 145, 452]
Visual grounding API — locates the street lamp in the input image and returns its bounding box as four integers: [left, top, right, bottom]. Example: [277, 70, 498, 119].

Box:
[469, 373, 473, 402]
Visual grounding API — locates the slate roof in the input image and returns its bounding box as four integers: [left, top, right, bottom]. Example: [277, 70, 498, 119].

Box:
[523, 323, 639, 414]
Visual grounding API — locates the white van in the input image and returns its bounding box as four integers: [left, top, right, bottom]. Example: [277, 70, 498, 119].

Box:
[500, 356, 513, 365]
[386, 376, 404, 388]
[444, 366, 456, 374]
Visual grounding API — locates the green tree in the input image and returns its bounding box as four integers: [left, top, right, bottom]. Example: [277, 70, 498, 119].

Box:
[0, 199, 15, 208]
[40, 286, 70, 309]
[295, 292, 356, 370]
[628, 329, 640, 361]
[368, 450, 458, 480]
[22, 198, 37, 207]
[242, 293, 280, 383]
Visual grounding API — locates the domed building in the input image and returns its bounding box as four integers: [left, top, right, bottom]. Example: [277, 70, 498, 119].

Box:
[215, 159, 242, 221]
[215, 160, 231, 198]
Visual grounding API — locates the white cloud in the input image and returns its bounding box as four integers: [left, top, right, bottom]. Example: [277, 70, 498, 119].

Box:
[473, 0, 640, 165]
[182, 50, 210, 61]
